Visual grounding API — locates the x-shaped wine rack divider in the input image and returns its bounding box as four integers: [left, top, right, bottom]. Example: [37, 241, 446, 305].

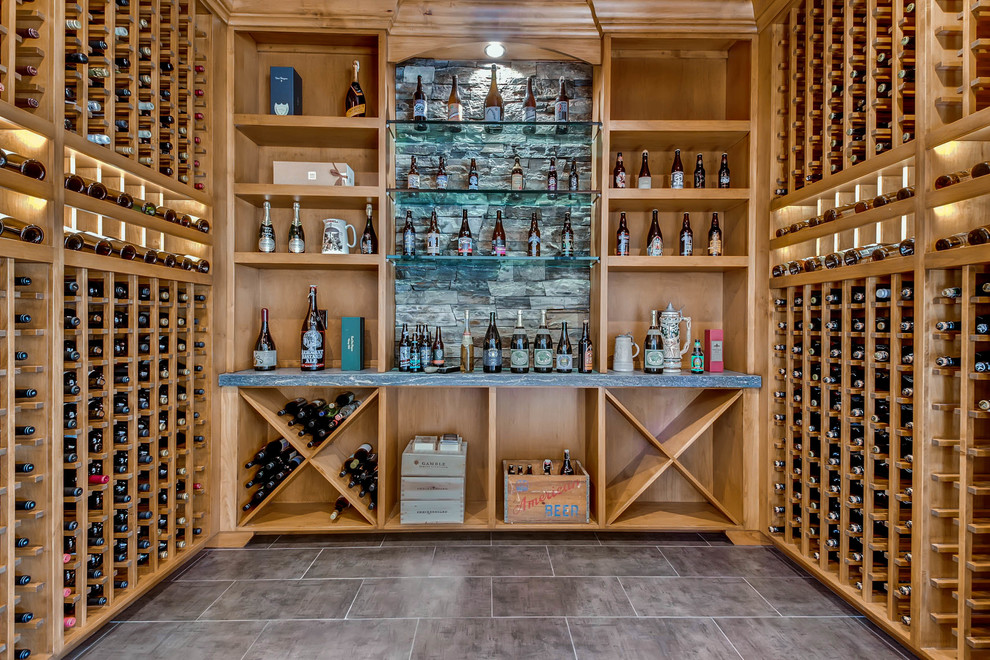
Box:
[603, 388, 743, 525]
[237, 387, 381, 526]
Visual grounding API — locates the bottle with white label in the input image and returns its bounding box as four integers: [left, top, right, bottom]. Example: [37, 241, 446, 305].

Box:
[678, 212, 693, 256]
[457, 210, 473, 256]
[523, 77, 537, 122]
[483, 312, 502, 373]
[555, 321, 573, 373]
[402, 210, 416, 256]
[670, 149, 684, 189]
[258, 200, 275, 253]
[533, 310, 553, 373]
[253, 308, 277, 371]
[460, 311, 472, 373]
[484, 64, 503, 121]
[412, 75, 427, 121]
[426, 210, 441, 256]
[468, 158, 479, 190]
[407, 156, 420, 189]
[511, 156, 524, 191]
[644, 310, 663, 374]
[638, 151, 652, 189]
[448, 76, 463, 121]
[287, 202, 305, 253]
[436, 156, 448, 189]
[510, 310, 529, 373]
[554, 78, 569, 121]
[646, 209, 663, 256]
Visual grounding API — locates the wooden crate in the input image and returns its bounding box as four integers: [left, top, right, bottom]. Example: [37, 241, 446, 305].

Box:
[503, 460, 590, 524]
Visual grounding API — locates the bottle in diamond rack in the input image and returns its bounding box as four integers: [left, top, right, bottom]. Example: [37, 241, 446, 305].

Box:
[432, 326, 445, 368]
[718, 153, 730, 188]
[707, 213, 723, 256]
[413, 75, 427, 121]
[644, 310, 663, 374]
[578, 320, 593, 373]
[511, 156, 524, 191]
[460, 311, 472, 373]
[345, 60, 366, 117]
[407, 156, 420, 189]
[646, 209, 663, 256]
[491, 211, 507, 256]
[534, 309, 554, 373]
[616, 212, 631, 256]
[523, 77, 537, 122]
[694, 153, 705, 188]
[484, 64, 503, 121]
[468, 158, 479, 190]
[448, 75, 463, 121]
[547, 157, 558, 191]
[678, 213, 693, 256]
[253, 308, 277, 371]
[402, 210, 416, 256]
[690, 339, 704, 373]
[638, 151, 652, 188]
[360, 203, 378, 254]
[561, 212, 574, 256]
[436, 156, 448, 189]
[398, 323, 411, 372]
[670, 149, 684, 189]
[510, 310, 529, 373]
[483, 312, 502, 373]
[258, 200, 275, 252]
[300, 286, 326, 371]
[426, 210, 442, 256]
[613, 152, 626, 188]
[527, 213, 541, 256]
[457, 210, 473, 256]
[569, 158, 579, 191]
[288, 202, 305, 253]
[555, 321, 573, 373]
[554, 78, 569, 121]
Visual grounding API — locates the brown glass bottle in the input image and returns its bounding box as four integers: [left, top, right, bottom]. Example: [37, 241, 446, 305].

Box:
[523, 77, 537, 122]
[412, 75, 427, 121]
[561, 211, 574, 256]
[670, 149, 684, 189]
[613, 152, 626, 188]
[678, 212, 693, 256]
[483, 64, 503, 121]
[253, 308, 277, 371]
[707, 213, 723, 256]
[491, 210, 507, 256]
[527, 213, 541, 256]
[616, 212, 630, 256]
[646, 209, 663, 256]
[447, 75, 463, 121]
[457, 210, 473, 256]
[300, 285, 326, 371]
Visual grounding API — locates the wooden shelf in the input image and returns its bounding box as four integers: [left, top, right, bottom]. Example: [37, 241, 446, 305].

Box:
[233, 184, 381, 208]
[769, 255, 916, 288]
[606, 256, 749, 272]
[233, 114, 380, 148]
[242, 502, 375, 531]
[233, 252, 379, 270]
[609, 501, 737, 530]
[0, 166, 52, 201]
[608, 119, 751, 148]
[64, 190, 213, 246]
[770, 196, 916, 250]
[927, 174, 990, 208]
[607, 187, 750, 211]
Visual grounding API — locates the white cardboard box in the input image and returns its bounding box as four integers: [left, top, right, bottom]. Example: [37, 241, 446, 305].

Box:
[400, 476, 465, 501]
[273, 160, 355, 187]
[401, 498, 465, 524]
[401, 439, 467, 478]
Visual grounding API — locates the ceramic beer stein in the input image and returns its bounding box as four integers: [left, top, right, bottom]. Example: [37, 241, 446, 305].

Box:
[612, 334, 640, 372]
[659, 302, 691, 373]
[322, 218, 357, 254]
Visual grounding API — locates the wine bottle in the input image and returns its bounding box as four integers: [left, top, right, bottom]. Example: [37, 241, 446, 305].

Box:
[555, 321, 573, 373]
[670, 149, 684, 189]
[646, 209, 663, 256]
[613, 152, 626, 188]
[578, 320, 593, 374]
[360, 204, 378, 254]
[638, 151, 652, 189]
[345, 60, 366, 117]
[484, 64, 503, 121]
[510, 310, 529, 374]
[288, 202, 304, 253]
[561, 212, 574, 256]
[707, 213, 723, 256]
[457, 210, 472, 256]
[330, 496, 351, 521]
[483, 312, 502, 373]
[527, 213, 541, 256]
[533, 310, 553, 374]
[258, 201, 275, 252]
[300, 285, 326, 371]
[491, 210, 507, 256]
[253, 308, 277, 371]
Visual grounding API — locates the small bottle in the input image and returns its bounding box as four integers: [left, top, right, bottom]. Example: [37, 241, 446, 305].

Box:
[616, 212, 631, 256]
[258, 201, 275, 253]
[436, 156, 449, 189]
[613, 152, 626, 188]
[457, 210, 473, 256]
[287, 202, 305, 254]
[426, 210, 441, 256]
[398, 324, 411, 372]
[670, 149, 684, 189]
[534, 310, 553, 373]
[432, 326, 445, 368]
[547, 157, 558, 191]
[407, 156, 420, 189]
[527, 213, 541, 256]
[718, 153, 730, 188]
[561, 212, 574, 257]
[412, 75, 427, 121]
[360, 203, 378, 254]
[510, 310, 529, 373]
[646, 209, 663, 256]
[491, 211, 507, 256]
[638, 151, 652, 189]
[678, 213, 693, 256]
[560, 449, 575, 475]
[402, 210, 416, 256]
[707, 213, 723, 256]
[694, 153, 705, 188]
[555, 321, 573, 373]
[690, 339, 704, 373]
[578, 320, 593, 374]
[460, 311, 472, 373]
[568, 158, 579, 191]
[468, 158, 479, 190]
[554, 78, 569, 121]
[511, 156, 524, 191]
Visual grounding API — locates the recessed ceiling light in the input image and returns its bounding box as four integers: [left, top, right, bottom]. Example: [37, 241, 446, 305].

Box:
[485, 42, 505, 58]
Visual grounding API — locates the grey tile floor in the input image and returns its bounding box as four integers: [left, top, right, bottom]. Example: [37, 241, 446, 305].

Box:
[65, 532, 919, 660]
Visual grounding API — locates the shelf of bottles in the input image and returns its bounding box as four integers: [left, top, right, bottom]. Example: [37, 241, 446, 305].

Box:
[769, 272, 915, 640]
[2, 259, 54, 660]
[61, 269, 210, 644]
[3, 0, 51, 119]
[62, 0, 211, 192]
[771, 0, 916, 197]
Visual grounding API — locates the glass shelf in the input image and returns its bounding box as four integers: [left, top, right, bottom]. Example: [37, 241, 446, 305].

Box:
[386, 255, 599, 267]
[388, 189, 601, 207]
[387, 120, 601, 145]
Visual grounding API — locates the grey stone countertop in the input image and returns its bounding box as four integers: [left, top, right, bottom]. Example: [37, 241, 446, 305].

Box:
[218, 368, 762, 389]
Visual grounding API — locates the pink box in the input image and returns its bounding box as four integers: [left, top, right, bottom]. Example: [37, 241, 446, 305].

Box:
[705, 329, 724, 373]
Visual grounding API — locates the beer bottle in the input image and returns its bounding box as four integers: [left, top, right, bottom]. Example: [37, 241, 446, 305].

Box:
[457, 210, 473, 256]
[510, 310, 529, 373]
[707, 213, 723, 256]
[511, 156, 524, 191]
[432, 326, 445, 368]
[694, 153, 705, 188]
[491, 211, 507, 256]
[360, 203, 378, 254]
[460, 311, 472, 373]
[555, 320, 573, 373]
[468, 158, 479, 189]
[678, 212, 693, 256]
[436, 156, 448, 189]
[447, 75, 463, 121]
[484, 64, 503, 121]
[568, 158, 579, 191]
[718, 153, 730, 188]
[523, 77, 537, 122]
[644, 310, 663, 374]
[253, 308, 277, 371]
[288, 202, 305, 253]
[547, 156, 558, 191]
[554, 77, 569, 121]
[398, 323, 411, 372]
[426, 210, 441, 256]
[646, 209, 663, 256]
[616, 212, 630, 256]
[412, 75, 427, 121]
[613, 152, 626, 188]
[300, 285, 326, 371]
[402, 210, 416, 256]
[561, 211, 574, 257]
[638, 151, 652, 189]
[527, 213, 541, 256]
[533, 310, 553, 373]
[690, 339, 705, 373]
[257, 200, 275, 253]
[409, 326, 422, 372]
[483, 312, 502, 373]
[670, 149, 684, 189]
[578, 320, 593, 373]
[560, 449, 575, 475]
[407, 156, 420, 189]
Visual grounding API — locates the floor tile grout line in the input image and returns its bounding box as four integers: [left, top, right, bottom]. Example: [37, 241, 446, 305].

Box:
[238, 619, 272, 660]
[546, 545, 555, 576]
[564, 617, 579, 660]
[711, 617, 746, 659]
[299, 548, 327, 580]
[408, 618, 420, 660]
[194, 580, 238, 621]
[491, 577, 495, 618]
[64, 621, 120, 658]
[616, 577, 640, 617]
[855, 617, 914, 659]
[343, 579, 364, 620]
[655, 548, 679, 577]
[741, 577, 784, 617]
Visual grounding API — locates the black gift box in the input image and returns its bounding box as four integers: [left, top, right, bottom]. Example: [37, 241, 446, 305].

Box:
[270, 66, 302, 116]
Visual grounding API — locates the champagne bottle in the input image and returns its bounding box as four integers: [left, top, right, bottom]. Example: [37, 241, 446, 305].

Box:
[483, 312, 502, 373]
[555, 321, 573, 373]
[258, 201, 275, 252]
[644, 310, 663, 374]
[300, 285, 326, 371]
[457, 210, 473, 256]
[534, 310, 553, 373]
[578, 320, 593, 373]
[718, 153, 730, 188]
[288, 202, 304, 253]
[678, 212, 693, 256]
[527, 213, 541, 256]
[561, 212, 574, 256]
[491, 211, 507, 256]
[694, 153, 705, 188]
[360, 204, 378, 254]
[484, 64, 503, 121]
[646, 209, 663, 256]
[345, 60, 366, 117]
[447, 75, 462, 121]
[460, 311, 472, 373]
[402, 210, 416, 256]
[523, 77, 537, 122]
[511, 156, 524, 191]
[412, 75, 427, 121]
[670, 149, 684, 189]
[253, 308, 277, 371]
[707, 213, 723, 256]
[510, 310, 529, 373]
[613, 152, 626, 188]
[638, 151, 652, 189]
[617, 212, 630, 256]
